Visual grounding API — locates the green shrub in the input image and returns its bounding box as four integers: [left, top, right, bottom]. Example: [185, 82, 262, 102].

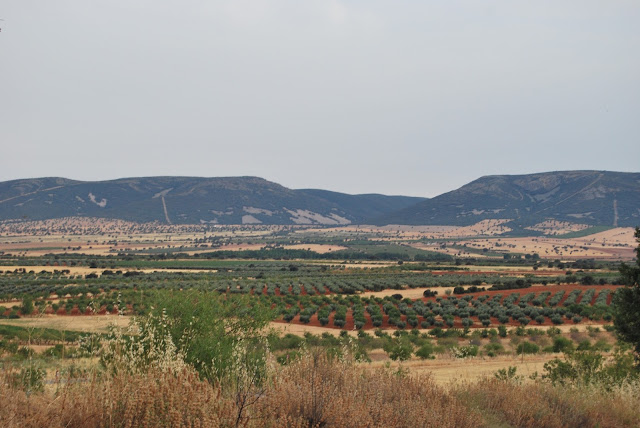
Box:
[484, 342, 504, 357]
[452, 345, 478, 358]
[577, 339, 592, 351]
[383, 339, 413, 361]
[552, 336, 575, 353]
[415, 342, 435, 360]
[516, 341, 540, 355]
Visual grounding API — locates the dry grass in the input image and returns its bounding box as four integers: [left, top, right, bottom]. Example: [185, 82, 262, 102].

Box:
[259, 349, 481, 427]
[0, 315, 131, 333]
[377, 353, 554, 385]
[0, 368, 235, 428]
[2, 349, 639, 428]
[455, 377, 640, 428]
[0, 351, 480, 428]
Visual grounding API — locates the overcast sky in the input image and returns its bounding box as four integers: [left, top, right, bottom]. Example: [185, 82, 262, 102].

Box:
[1, 1, 638, 197]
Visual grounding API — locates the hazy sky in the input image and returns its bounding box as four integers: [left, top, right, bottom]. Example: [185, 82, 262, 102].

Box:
[1, 1, 639, 197]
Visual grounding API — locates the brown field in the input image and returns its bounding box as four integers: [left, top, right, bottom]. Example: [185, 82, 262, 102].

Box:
[411, 227, 637, 260]
[369, 351, 554, 385]
[0, 315, 131, 333]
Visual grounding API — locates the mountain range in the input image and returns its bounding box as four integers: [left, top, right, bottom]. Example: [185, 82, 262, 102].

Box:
[0, 171, 638, 228]
[375, 170, 640, 227]
[0, 176, 423, 226]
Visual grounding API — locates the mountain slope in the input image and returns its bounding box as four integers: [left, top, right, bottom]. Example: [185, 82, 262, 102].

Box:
[0, 176, 425, 225]
[300, 189, 424, 221]
[376, 171, 640, 227]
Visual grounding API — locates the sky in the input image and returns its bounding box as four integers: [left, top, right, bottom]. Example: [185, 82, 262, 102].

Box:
[1, 1, 639, 197]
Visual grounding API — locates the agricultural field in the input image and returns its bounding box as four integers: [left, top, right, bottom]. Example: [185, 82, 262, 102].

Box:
[1, 221, 639, 427]
[1, 218, 637, 261]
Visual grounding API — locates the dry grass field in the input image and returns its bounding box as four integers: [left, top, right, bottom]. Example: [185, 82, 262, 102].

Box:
[0, 315, 131, 333]
[370, 351, 553, 385]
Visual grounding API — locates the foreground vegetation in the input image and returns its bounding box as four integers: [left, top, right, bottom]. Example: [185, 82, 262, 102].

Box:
[2, 288, 640, 427]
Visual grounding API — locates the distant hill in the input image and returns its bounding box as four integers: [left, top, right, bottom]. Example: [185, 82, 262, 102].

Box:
[375, 171, 640, 228]
[0, 176, 425, 225]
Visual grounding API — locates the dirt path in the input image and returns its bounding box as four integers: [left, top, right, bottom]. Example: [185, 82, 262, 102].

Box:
[161, 196, 172, 225]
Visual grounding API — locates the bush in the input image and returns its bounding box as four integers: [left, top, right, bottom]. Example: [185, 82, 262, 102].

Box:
[416, 342, 436, 359]
[20, 296, 34, 315]
[552, 336, 574, 353]
[451, 345, 478, 358]
[383, 339, 413, 361]
[577, 339, 592, 351]
[128, 290, 274, 383]
[516, 341, 540, 355]
[484, 342, 504, 357]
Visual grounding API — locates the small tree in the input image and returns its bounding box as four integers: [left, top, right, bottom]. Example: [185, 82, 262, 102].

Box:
[383, 338, 413, 361]
[21, 296, 34, 315]
[415, 342, 435, 360]
[613, 227, 640, 362]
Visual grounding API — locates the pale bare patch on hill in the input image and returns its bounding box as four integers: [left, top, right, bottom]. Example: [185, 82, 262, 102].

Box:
[442, 219, 513, 237]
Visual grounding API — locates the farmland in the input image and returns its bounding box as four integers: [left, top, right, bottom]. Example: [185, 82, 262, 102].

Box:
[1, 221, 639, 427]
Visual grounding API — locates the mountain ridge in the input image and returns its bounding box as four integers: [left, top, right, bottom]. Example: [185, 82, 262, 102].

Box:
[0, 176, 425, 225]
[1, 171, 638, 227]
[375, 170, 640, 227]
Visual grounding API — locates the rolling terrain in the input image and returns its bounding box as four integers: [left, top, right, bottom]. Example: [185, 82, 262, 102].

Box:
[0, 176, 423, 225]
[1, 171, 638, 229]
[376, 170, 640, 228]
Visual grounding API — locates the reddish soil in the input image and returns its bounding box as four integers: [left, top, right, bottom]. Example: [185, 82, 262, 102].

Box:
[275, 283, 621, 331]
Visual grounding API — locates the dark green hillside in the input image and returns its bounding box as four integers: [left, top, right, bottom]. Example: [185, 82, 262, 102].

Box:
[376, 171, 640, 227]
[0, 176, 425, 225]
[300, 189, 424, 221]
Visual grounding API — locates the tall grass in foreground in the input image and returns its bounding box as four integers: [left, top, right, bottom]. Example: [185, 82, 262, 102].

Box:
[3, 352, 640, 428]
[4, 287, 639, 428]
[455, 377, 640, 428]
[1, 351, 480, 428]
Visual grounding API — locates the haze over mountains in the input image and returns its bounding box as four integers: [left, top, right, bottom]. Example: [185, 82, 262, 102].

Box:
[0, 171, 638, 228]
